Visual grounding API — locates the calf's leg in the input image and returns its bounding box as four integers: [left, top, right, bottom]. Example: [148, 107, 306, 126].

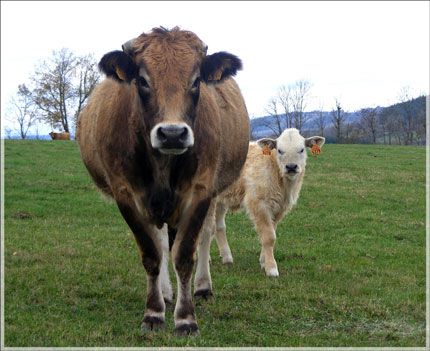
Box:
[158, 225, 173, 304]
[213, 202, 233, 264]
[251, 209, 279, 277]
[194, 201, 215, 298]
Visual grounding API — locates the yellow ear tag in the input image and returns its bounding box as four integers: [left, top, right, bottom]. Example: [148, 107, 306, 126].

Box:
[311, 144, 321, 156]
[262, 145, 271, 155]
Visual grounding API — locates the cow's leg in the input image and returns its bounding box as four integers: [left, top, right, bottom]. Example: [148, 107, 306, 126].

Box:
[194, 201, 215, 298]
[213, 202, 233, 264]
[171, 197, 211, 336]
[115, 192, 166, 332]
[251, 209, 279, 277]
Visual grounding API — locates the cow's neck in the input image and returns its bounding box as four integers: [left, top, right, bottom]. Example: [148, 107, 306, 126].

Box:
[134, 135, 198, 227]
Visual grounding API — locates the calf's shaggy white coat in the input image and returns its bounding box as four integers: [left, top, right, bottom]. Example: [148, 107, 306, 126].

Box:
[212, 128, 325, 276]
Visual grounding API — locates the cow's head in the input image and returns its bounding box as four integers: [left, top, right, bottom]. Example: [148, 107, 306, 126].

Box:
[257, 128, 325, 180]
[98, 27, 242, 155]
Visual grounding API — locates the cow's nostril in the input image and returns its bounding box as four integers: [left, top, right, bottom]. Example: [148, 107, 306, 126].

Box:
[179, 127, 188, 141]
[157, 127, 168, 142]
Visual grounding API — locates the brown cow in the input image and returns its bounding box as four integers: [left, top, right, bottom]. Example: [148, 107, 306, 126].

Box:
[77, 27, 249, 335]
[49, 131, 70, 140]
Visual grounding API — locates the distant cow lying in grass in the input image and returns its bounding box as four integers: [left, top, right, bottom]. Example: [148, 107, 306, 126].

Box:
[212, 128, 325, 277]
[49, 132, 70, 140]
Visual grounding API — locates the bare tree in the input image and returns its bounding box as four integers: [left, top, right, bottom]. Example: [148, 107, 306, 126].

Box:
[31, 48, 100, 134]
[7, 84, 37, 139]
[331, 99, 345, 142]
[4, 127, 13, 139]
[31, 48, 76, 132]
[414, 98, 426, 145]
[378, 106, 401, 145]
[264, 98, 283, 137]
[73, 54, 100, 129]
[290, 79, 312, 132]
[397, 86, 415, 145]
[278, 85, 293, 128]
[314, 103, 327, 137]
[359, 107, 379, 143]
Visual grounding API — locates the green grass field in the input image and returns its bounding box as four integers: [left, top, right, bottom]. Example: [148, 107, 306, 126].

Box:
[3, 140, 427, 347]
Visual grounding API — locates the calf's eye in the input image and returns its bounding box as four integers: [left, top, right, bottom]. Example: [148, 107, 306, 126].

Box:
[300, 148, 304, 153]
[278, 149, 284, 155]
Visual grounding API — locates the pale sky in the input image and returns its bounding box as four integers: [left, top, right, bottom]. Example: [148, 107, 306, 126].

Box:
[1, 1, 429, 134]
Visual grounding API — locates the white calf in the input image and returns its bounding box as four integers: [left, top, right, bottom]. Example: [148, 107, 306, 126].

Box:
[213, 128, 325, 277]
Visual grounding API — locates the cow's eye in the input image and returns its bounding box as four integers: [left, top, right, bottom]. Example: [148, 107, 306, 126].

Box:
[191, 77, 201, 92]
[138, 76, 150, 90]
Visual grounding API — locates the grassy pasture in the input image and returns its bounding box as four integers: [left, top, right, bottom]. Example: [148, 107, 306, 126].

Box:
[3, 140, 426, 347]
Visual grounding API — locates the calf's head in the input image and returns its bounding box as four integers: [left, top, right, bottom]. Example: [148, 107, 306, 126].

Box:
[257, 128, 325, 180]
[98, 27, 242, 155]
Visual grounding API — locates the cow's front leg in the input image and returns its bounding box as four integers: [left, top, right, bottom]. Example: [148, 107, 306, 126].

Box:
[250, 207, 279, 277]
[116, 197, 166, 332]
[171, 197, 211, 336]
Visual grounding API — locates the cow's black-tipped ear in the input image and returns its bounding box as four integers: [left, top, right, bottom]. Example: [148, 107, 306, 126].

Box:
[201, 52, 242, 84]
[98, 51, 137, 83]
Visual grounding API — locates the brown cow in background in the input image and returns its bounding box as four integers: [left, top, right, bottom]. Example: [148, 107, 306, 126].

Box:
[49, 132, 70, 140]
[77, 27, 250, 335]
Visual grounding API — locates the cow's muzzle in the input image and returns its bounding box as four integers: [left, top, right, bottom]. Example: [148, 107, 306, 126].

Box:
[150, 123, 194, 155]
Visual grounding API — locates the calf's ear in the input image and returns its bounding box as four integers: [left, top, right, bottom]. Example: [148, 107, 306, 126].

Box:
[257, 138, 277, 150]
[305, 136, 325, 148]
[98, 51, 137, 83]
[201, 52, 242, 83]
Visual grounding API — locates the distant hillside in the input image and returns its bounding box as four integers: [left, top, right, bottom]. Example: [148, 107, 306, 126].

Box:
[250, 95, 427, 141]
[250, 110, 361, 139]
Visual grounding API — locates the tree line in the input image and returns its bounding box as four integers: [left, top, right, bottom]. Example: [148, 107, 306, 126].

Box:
[5, 51, 427, 145]
[5, 48, 100, 139]
[255, 80, 427, 146]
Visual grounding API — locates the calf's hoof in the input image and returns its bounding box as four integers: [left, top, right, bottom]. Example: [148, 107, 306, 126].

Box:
[222, 256, 233, 265]
[194, 289, 213, 300]
[174, 322, 199, 336]
[141, 315, 165, 333]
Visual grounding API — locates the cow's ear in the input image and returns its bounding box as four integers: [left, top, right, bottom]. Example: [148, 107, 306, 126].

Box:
[305, 136, 325, 148]
[201, 52, 242, 84]
[257, 138, 277, 150]
[98, 51, 138, 83]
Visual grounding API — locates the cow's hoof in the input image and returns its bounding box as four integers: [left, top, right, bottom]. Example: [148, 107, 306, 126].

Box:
[164, 296, 174, 306]
[265, 267, 279, 277]
[194, 289, 213, 300]
[141, 316, 165, 333]
[174, 322, 199, 336]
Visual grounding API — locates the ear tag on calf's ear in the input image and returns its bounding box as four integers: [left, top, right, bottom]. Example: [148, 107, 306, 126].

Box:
[262, 145, 271, 155]
[311, 144, 321, 156]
